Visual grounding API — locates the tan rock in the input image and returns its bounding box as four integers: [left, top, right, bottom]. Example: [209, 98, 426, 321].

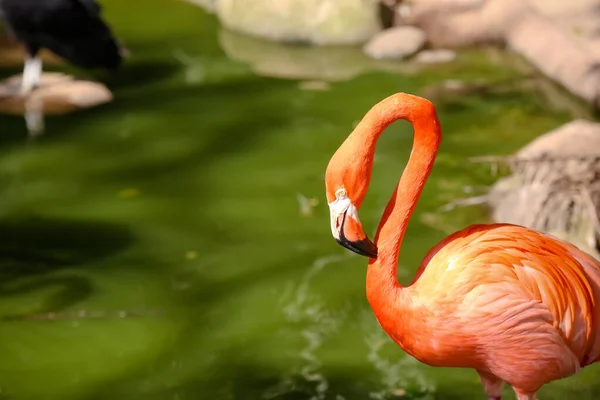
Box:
[516, 119, 600, 159]
[484, 119, 600, 258]
[363, 26, 426, 59]
[404, 0, 600, 109]
[0, 72, 113, 116]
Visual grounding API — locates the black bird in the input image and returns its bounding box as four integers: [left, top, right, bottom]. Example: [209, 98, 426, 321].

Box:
[0, 0, 123, 93]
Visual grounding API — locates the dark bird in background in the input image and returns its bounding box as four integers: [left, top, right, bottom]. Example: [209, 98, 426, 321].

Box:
[0, 0, 124, 94]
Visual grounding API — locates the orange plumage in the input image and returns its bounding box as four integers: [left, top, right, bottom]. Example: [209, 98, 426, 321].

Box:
[324, 93, 600, 400]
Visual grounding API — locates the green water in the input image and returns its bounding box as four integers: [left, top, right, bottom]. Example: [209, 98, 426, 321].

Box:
[0, 1, 598, 399]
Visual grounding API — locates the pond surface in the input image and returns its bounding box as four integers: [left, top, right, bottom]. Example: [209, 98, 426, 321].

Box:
[0, 1, 598, 399]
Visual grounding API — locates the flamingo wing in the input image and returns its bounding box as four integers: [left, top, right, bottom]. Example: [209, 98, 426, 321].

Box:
[410, 223, 600, 386]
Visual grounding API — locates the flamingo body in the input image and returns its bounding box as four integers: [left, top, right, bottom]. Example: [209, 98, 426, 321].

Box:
[373, 223, 600, 394]
[324, 93, 600, 400]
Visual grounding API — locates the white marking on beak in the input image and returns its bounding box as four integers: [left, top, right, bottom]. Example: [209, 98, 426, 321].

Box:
[328, 188, 360, 238]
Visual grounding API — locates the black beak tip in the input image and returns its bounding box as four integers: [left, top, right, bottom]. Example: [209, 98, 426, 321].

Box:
[335, 210, 378, 258]
[336, 237, 378, 259]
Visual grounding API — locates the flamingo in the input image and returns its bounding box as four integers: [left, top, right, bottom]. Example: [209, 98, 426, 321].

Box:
[324, 92, 600, 400]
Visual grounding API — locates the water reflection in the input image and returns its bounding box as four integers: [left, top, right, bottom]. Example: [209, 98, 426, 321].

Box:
[271, 254, 351, 399]
[219, 29, 418, 82]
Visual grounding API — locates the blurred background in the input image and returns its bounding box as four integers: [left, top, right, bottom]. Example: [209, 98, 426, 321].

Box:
[1, 0, 600, 399]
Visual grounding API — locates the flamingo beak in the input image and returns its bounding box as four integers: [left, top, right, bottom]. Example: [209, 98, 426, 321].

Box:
[331, 209, 378, 259]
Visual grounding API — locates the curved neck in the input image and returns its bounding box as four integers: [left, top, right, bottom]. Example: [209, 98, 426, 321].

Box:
[357, 93, 441, 331]
[372, 99, 441, 268]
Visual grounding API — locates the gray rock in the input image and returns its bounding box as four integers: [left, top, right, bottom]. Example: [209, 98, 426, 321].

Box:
[363, 26, 426, 60]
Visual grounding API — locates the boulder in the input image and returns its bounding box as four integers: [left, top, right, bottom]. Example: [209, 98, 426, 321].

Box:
[528, 0, 600, 60]
[484, 119, 600, 258]
[363, 26, 426, 59]
[401, 0, 600, 109]
[0, 72, 113, 135]
[214, 0, 381, 46]
[516, 119, 600, 159]
[0, 72, 113, 116]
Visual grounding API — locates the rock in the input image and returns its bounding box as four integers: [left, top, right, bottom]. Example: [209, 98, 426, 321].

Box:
[402, 0, 600, 110]
[407, 0, 525, 48]
[410, 0, 484, 10]
[516, 119, 600, 159]
[363, 26, 426, 59]
[214, 0, 381, 46]
[489, 174, 600, 259]
[0, 72, 113, 116]
[506, 13, 600, 109]
[0, 72, 113, 136]
[415, 49, 456, 64]
[483, 119, 600, 258]
[528, 0, 600, 60]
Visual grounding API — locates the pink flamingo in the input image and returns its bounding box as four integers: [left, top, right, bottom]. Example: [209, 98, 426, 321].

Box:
[324, 92, 600, 400]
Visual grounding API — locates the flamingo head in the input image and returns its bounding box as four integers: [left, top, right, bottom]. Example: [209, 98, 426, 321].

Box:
[325, 162, 378, 259]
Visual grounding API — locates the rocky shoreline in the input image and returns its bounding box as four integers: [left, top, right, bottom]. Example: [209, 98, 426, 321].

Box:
[186, 0, 600, 112]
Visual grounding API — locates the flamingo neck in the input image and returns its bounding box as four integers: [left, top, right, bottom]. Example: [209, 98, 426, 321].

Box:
[360, 94, 441, 337]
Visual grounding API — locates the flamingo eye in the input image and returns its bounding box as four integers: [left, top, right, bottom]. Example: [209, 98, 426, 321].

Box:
[335, 188, 347, 199]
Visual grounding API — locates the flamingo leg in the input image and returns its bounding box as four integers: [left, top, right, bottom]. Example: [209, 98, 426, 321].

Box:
[514, 389, 537, 400]
[24, 97, 45, 137]
[21, 56, 42, 95]
[477, 371, 504, 400]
